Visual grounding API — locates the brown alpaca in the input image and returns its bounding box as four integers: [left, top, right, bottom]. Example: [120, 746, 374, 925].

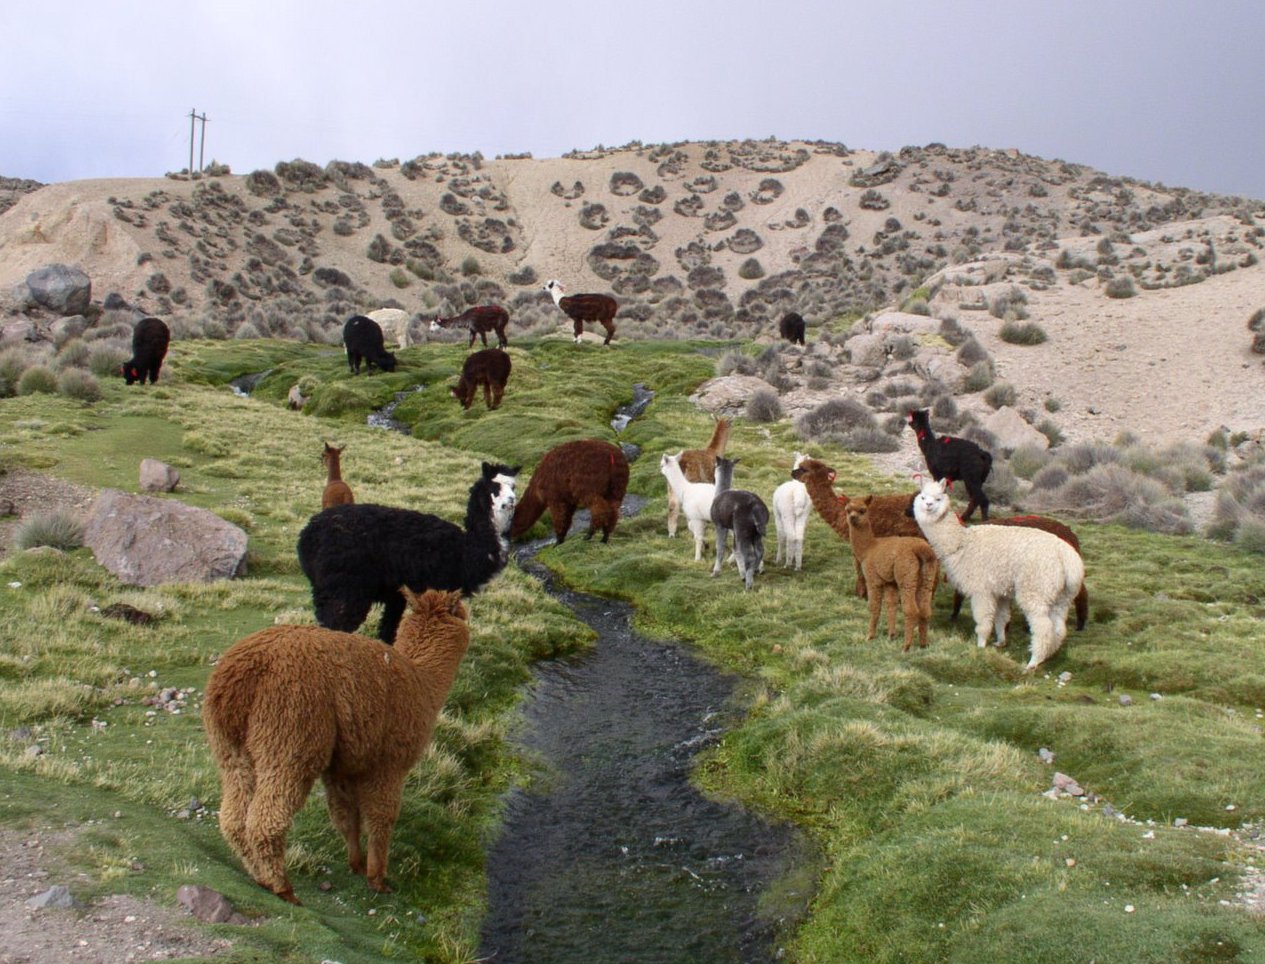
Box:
[452, 348, 511, 410]
[202, 589, 470, 904]
[510, 439, 629, 544]
[666, 418, 731, 537]
[792, 457, 921, 597]
[846, 496, 939, 652]
[321, 442, 354, 509]
[952, 515, 1090, 631]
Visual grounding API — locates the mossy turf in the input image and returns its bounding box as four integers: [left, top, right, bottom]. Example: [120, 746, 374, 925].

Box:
[2, 336, 1264, 961]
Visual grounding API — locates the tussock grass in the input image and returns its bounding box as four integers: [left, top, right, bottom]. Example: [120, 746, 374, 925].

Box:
[2, 336, 1265, 961]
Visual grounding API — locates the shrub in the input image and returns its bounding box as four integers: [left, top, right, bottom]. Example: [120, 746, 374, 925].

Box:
[988, 286, 1029, 320]
[737, 258, 765, 280]
[1008, 445, 1051, 480]
[998, 320, 1048, 345]
[746, 390, 784, 423]
[57, 369, 102, 403]
[794, 397, 895, 451]
[88, 345, 128, 379]
[390, 268, 412, 288]
[956, 337, 990, 367]
[1035, 418, 1063, 446]
[54, 340, 91, 370]
[1030, 465, 1069, 491]
[15, 510, 84, 551]
[461, 256, 482, 277]
[962, 360, 995, 393]
[1027, 464, 1192, 534]
[1043, 396, 1062, 413]
[17, 366, 58, 395]
[938, 316, 969, 347]
[1249, 309, 1265, 354]
[1105, 277, 1136, 299]
[716, 350, 758, 377]
[0, 348, 34, 396]
[983, 382, 1017, 409]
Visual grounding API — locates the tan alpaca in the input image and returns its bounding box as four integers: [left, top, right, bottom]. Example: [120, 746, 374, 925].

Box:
[321, 442, 354, 509]
[202, 588, 470, 904]
[792, 457, 920, 597]
[666, 418, 730, 537]
[846, 496, 940, 652]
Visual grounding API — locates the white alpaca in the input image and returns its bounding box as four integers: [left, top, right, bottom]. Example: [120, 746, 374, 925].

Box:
[659, 451, 716, 562]
[772, 451, 811, 570]
[912, 478, 1084, 670]
[366, 308, 412, 349]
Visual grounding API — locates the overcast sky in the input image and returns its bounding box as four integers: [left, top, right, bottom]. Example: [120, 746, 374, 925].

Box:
[3, 1, 1263, 199]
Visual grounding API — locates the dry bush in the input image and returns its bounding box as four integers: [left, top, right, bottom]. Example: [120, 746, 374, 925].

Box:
[1025, 464, 1192, 534]
[746, 389, 784, 423]
[794, 397, 897, 451]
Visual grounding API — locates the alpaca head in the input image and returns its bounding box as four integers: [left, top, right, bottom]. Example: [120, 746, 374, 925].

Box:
[791, 451, 808, 475]
[792, 458, 835, 485]
[396, 587, 470, 657]
[713, 455, 738, 490]
[912, 478, 951, 525]
[844, 494, 874, 533]
[659, 451, 683, 478]
[907, 408, 931, 433]
[478, 461, 519, 534]
[542, 279, 566, 305]
[430, 316, 444, 333]
[322, 442, 343, 467]
[379, 351, 398, 373]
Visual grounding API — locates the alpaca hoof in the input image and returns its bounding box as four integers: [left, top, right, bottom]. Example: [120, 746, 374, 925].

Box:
[349, 858, 367, 876]
[367, 878, 394, 894]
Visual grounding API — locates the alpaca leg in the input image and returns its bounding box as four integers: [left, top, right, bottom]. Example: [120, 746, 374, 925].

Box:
[322, 776, 365, 876]
[950, 590, 965, 622]
[689, 518, 706, 561]
[774, 526, 785, 566]
[244, 768, 318, 904]
[992, 598, 1012, 648]
[594, 500, 619, 543]
[854, 556, 868, 599]
[1025, 610, 1055, 670]
[492, 383, 504, 409]
[970, 596, 998, 648]
[712, 526, 730, 576]
[360, 774, 406, 894]
[666, 484, 680, 537]
[1074, 584, 1089, 631]
[866, 584, 883, 640]
[377, 593, 407, 645]
[884, 585, 901, 638]
[900, 580, 920, 652]
[482, 380, 493, 409]
[216, 755, 256, 867]
[549, 499, 576, 544]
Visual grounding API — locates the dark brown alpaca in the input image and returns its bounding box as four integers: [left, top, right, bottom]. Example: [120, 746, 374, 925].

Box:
[510, 439, 630, 544]
[791, 457, 920, 597]
[543, 280, 618, 345]
[431, 305, 511, 349]
[666, 418, 731, 537]
[452, 349, 511, 410]
[321, 443, 354, 509]
[951, 515, 1090, 631]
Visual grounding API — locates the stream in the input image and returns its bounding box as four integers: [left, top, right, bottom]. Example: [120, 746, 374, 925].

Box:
[478, 385, 808, 962]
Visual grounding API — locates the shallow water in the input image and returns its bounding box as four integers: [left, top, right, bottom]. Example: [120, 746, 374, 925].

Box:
[479, 544, 807, 962]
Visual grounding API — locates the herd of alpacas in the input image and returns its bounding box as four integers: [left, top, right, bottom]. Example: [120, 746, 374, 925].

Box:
[113, 294, 1091, 905]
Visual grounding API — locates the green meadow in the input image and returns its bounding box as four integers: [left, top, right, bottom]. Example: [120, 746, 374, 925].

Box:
[1, 336, 1264, 962]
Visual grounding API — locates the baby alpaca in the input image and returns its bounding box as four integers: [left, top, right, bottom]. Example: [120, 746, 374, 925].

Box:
[772, 452, 811, 570]
[510, 439, 629, 544]
[320, 442, 354, 509]
[846, 496, 939, 652]
[913, 478, 1083, 670]
[659, 451, 716, 562]
[452, 348, 511, 410]
[711, 456, 769, 591]
[203, 588, 470, 904]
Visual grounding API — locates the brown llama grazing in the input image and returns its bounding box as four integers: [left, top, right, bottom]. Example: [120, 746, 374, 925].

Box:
[666, 418, 731, 537]
[510, 439, 629, 544]
[452, 348, 511, 410]
[791, 457, 921, 598]
[951, 514, 1090, 631]
[542, 279, 618, 345]
[202, 589, 470, 904]
[846, 496, 939, 652]
[430, 305, 511, 349]
[320, 442, 354, 509]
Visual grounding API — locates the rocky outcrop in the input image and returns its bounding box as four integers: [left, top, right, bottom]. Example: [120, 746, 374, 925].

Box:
[26, 264, 91, 315]
[82, 489, 247, 587]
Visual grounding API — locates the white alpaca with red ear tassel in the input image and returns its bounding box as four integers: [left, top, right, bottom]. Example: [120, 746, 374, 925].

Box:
[912, 477, 1083, 670]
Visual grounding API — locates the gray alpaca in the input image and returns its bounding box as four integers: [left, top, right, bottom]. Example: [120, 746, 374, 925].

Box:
[711, 456, 769, 591]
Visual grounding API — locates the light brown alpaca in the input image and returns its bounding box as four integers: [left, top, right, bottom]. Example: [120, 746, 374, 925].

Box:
[321, 442, 354, 509]
[666, 418, 731, 537]
[202, 588, 470, 904]
[791, 457, 920, 597]
[846, 496, 940, 652]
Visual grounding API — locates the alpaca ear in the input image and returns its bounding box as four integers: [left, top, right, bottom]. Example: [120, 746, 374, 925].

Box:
[443, 590, 467, 619]
[399, 585, 419, 609]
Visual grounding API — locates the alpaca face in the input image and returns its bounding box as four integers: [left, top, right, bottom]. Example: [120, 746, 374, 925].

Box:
[912, 479, 951, 524]
[489, 474, 517, 533]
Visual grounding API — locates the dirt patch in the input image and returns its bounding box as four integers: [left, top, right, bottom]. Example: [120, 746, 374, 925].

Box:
[0, 470, 97, 558]
[0, 828, 232, 963]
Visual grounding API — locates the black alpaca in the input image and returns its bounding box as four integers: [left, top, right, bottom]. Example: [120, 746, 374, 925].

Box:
[122, 317, 170, 385]
[906, 408, 993, 521]
[342, 315, 398, 375]
[779, 312, 806, 345]
[297, 462, 518, 643]
[710, 456, 769, 591]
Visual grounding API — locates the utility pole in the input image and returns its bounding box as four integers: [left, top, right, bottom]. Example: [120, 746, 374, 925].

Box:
[187, 108, 208, 174]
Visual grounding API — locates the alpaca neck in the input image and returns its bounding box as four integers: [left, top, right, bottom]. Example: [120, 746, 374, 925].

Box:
[398, 634, 470, 702]
[847, 518, 877, 560]
[548, 286, 565, 308]
[325, 460, 342, 485]
[916, 505, 966, 560]
[803, 475, 850, 537]
[705, 420, 731, 457]
[661, 458, 689, 500]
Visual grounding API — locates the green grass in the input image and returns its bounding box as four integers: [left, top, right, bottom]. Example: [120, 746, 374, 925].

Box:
[2, 336, 1265, 961]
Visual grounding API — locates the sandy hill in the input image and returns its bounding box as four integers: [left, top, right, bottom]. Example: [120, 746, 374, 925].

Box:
[2, 139, 1264, 446]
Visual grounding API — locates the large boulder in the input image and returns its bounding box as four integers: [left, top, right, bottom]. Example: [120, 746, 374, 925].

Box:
[981, 406, 1050, 453]
[82, 490, 247, 587]
[139, 459, 180, 493]
[688, 374, 771, 417]
[26, 264, 91, 315]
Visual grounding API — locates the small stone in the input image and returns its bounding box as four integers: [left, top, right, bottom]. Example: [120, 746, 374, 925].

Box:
[1057, 671, 1072, 685]
[319, 881, 333, 892]
[1125, 904, 1135, 913]
[1149, 692, 1162, 701]
[177, 884, 247, 925]
[1065, 858, 1076, 867]
[26, 885, 80, 910]
[24, 745, 44, 759]
[1119, 694, 1133, 706]
[1174, 818, 1188, 828]
[1037, 747, 1055, 764]
[1102, 804, 1117, 818]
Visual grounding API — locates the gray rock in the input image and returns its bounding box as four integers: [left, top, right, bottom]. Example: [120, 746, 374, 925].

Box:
[82, 489, 248, 587]
[688, 374, 773, 417]
[981, 407, 1049, 454]
[26, 885, 81, 910]
[176, 884, 249, 924]
[26, 264, 91, 315]
[49, 315, 88, 344]
[139, 459, 180, 493]
[1119, 694, 1133, 706]
[1037, 747, 1055, 764]
[1052, 772, 1085, 796]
